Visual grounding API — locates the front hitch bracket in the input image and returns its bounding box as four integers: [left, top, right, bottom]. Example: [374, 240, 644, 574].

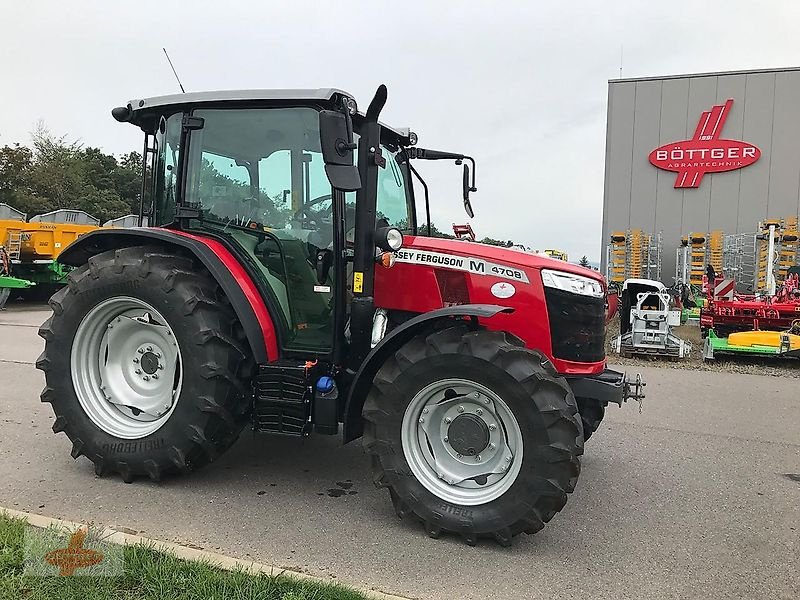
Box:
[566, 369, 646, 409]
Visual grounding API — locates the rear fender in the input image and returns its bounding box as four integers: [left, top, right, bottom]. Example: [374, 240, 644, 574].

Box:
[342, 304, 513, 443]
[59, 228, 279, 363]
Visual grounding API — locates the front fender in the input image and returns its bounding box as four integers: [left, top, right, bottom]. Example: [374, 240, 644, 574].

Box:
[342, 304, 513, 443]
[59, 227, 279, 363]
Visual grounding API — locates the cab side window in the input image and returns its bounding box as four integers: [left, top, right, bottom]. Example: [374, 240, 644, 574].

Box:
[377, 151, 411, 229]
[344, 146, 413, 235]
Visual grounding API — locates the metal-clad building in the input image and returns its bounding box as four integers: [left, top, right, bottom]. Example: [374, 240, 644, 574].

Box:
[601, 66, 800, 281]
[103, 214, 148, 228]
[30, 209, 100, 225]
[0, 203, 25, 221]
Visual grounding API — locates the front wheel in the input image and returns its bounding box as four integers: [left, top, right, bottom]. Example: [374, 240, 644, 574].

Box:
[362, 326, 584, 546]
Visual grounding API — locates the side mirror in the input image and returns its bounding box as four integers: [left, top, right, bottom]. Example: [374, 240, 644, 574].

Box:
[319, 110, 361, 192]
[462, 163, 474, 219]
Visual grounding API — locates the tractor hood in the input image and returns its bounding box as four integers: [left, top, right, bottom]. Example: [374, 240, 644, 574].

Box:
[402, 235, 603, 283]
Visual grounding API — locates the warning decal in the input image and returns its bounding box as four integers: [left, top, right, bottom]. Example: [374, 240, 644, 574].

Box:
[353, 272, 364, 293]
[394, 249, 530, 283]
[713, 278, 735, 301]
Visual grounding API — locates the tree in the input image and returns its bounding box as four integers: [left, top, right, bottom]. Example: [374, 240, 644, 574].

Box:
[579, 255, 590, 268]
[418, 222, 455, 239]
[479, 237, 514, 248]
[79, 187, 131, 224]
[0, 144, 33, 208]
[117, 151, 144, 214]
[0, 123, 143, 223]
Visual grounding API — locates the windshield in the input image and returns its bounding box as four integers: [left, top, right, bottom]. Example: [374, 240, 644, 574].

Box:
[182, 108, 326, 233]
[151, 109, 414, 234]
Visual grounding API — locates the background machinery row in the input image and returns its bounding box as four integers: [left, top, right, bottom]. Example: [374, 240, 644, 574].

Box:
[0, 203, 142, 302]
[605, 216, 800, 361]
[605, 217, 800, 294]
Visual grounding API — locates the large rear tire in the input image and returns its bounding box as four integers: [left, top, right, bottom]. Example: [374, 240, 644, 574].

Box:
[362, 325, 584, 546]
[37, 246, 254, 482]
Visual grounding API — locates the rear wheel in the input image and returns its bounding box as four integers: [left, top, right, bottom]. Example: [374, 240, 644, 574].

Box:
[362, 325, 584, 546]
[37, 246, 254, 482]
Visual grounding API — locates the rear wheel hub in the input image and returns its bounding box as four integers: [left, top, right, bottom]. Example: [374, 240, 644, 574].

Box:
[71, 296, 182, 439]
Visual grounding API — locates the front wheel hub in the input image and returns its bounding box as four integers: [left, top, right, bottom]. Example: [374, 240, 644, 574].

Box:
[447, 413, 490, 456]
[401, 379, 523, 506]
[140, 351, 160, 375]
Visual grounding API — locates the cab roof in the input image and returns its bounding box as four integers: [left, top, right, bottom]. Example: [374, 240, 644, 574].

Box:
[115, 88, 414, 144]
[126, 88, 351, 112]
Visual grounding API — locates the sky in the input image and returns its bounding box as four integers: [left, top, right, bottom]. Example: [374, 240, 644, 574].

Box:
[1, 1, 798, 261]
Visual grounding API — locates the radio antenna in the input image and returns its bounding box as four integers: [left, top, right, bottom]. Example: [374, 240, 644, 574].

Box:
[162, 48, 186, 93]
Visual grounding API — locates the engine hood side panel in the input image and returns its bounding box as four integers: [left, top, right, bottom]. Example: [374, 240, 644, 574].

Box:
[373, 236, 607, 376]
[402, 236, 604, 283]
[374, 238, 552, 357]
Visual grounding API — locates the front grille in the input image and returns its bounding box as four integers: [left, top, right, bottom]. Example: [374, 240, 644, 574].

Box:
[544, 288, 605, 363]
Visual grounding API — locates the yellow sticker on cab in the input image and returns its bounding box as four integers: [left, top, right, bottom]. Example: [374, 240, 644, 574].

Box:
[353, 271, 364, 293]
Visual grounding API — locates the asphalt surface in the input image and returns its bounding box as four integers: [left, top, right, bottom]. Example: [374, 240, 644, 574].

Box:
[1, 305, 798, 599]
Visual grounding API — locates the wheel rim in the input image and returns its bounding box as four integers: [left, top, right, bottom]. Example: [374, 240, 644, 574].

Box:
[401, 378, 524, 506]
[71, 297, 182, 440]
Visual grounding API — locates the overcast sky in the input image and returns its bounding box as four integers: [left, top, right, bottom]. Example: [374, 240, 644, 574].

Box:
[2, 1, 798, 260]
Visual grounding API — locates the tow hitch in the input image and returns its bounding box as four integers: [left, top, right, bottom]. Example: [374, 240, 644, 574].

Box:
[566, 369, 646, 411]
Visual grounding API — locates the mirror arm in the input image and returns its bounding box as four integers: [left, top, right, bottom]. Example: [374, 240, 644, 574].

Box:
[337, 98, 357, 154]
[406, 147, 463, 161]
[341, 97, 355, 140]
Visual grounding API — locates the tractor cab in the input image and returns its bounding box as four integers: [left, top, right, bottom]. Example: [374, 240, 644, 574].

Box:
[114, 89, 416, 358]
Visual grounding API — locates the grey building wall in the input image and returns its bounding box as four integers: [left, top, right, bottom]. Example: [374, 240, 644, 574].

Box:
[601, 67, 800, 281]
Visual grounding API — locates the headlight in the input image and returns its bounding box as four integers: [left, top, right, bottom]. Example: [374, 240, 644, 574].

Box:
[375, 226, 403, 251]
[541, 269, 604, 298]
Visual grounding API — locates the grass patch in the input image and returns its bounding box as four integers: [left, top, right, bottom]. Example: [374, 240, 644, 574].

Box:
[0, 514, 367, 600]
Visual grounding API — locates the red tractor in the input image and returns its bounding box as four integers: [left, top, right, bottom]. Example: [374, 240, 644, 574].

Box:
[37, 86, 642, 545]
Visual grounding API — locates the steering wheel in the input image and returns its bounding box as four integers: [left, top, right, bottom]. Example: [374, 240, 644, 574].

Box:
[206, 196, 266, 226]
[293, 194, 333, 227]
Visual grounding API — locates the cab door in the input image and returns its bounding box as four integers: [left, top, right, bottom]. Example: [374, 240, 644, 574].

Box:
[177, 106, 338, 354]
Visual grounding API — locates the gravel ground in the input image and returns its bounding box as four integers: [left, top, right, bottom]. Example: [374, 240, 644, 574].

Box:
[606, 317, 800, 378]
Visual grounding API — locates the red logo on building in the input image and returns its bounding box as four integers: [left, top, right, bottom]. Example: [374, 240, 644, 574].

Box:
[649, 99, 760, 188]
